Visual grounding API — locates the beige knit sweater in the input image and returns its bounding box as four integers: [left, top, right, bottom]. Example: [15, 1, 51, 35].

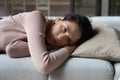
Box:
[0, 11, 70, 74]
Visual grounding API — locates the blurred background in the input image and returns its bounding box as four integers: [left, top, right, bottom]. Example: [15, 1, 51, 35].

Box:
[0, 0, 120, 17]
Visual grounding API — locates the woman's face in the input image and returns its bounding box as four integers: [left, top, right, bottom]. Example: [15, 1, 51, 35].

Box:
[46, 18, 82, 48]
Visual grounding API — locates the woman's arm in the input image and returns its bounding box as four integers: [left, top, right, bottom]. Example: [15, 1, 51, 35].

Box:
[24, 11, 70, 75]
[6, 40, 30, 58]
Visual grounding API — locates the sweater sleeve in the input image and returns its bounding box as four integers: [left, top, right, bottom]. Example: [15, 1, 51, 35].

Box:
[23, 11, 70, 75]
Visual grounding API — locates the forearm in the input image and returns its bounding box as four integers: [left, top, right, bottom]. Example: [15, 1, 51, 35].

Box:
[31, 48, 70, 75]
[6, 40, 30, 58]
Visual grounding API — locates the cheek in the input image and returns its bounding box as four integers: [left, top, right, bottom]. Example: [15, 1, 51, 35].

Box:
[73, 31, 82, 43]
[52, 25, 62, 37]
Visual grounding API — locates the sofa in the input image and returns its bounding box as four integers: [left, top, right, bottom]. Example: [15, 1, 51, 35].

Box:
[0, 16, 120, 80]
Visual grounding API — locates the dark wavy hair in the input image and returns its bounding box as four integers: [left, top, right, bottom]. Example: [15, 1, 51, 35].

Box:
[63, 13, 94, 46]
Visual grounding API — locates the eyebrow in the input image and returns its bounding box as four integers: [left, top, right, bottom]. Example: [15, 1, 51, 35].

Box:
[64, 23, 74, 44]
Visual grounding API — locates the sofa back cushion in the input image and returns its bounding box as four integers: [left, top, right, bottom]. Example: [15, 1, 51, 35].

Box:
[91, 16, 120, 30]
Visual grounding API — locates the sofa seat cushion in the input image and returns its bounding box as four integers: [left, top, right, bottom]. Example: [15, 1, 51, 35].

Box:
[0, 54, 47, 80]
[49, 57, 114, 80]
[114, 63, 120, 80]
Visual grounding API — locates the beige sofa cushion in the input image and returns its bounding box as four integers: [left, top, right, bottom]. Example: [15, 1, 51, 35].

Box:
[72, 22, 120, 61]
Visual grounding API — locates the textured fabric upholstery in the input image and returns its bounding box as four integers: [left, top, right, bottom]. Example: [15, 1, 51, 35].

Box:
[91, 16, 120, 30]
[49, 57, 114, 80]
[0, 54, 48, 80]
[114, 63, 120, 80]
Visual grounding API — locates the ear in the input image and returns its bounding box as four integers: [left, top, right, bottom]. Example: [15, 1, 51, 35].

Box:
[55, 17, 65, 23]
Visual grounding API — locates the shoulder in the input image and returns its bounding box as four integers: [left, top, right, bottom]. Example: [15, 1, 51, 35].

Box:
[22, 10, 43, 14]
[28, 10, 44, 16]
[22, 10, 46, 23]
[22, 10, 45, 19]
[29, 10, 44, 15]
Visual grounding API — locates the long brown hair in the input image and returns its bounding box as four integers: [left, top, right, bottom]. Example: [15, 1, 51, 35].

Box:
[46, 19, 55, 30]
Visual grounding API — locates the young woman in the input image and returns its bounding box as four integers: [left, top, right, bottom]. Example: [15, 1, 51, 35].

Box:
[0, 10, 94, 74]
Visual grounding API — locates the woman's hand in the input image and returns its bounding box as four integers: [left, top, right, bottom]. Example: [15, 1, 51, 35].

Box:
[64, 45, 77, 54]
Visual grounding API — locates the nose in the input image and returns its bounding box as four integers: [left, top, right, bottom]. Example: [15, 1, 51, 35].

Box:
[63, 33, 69, 39]
[58, 33, 70, 44]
